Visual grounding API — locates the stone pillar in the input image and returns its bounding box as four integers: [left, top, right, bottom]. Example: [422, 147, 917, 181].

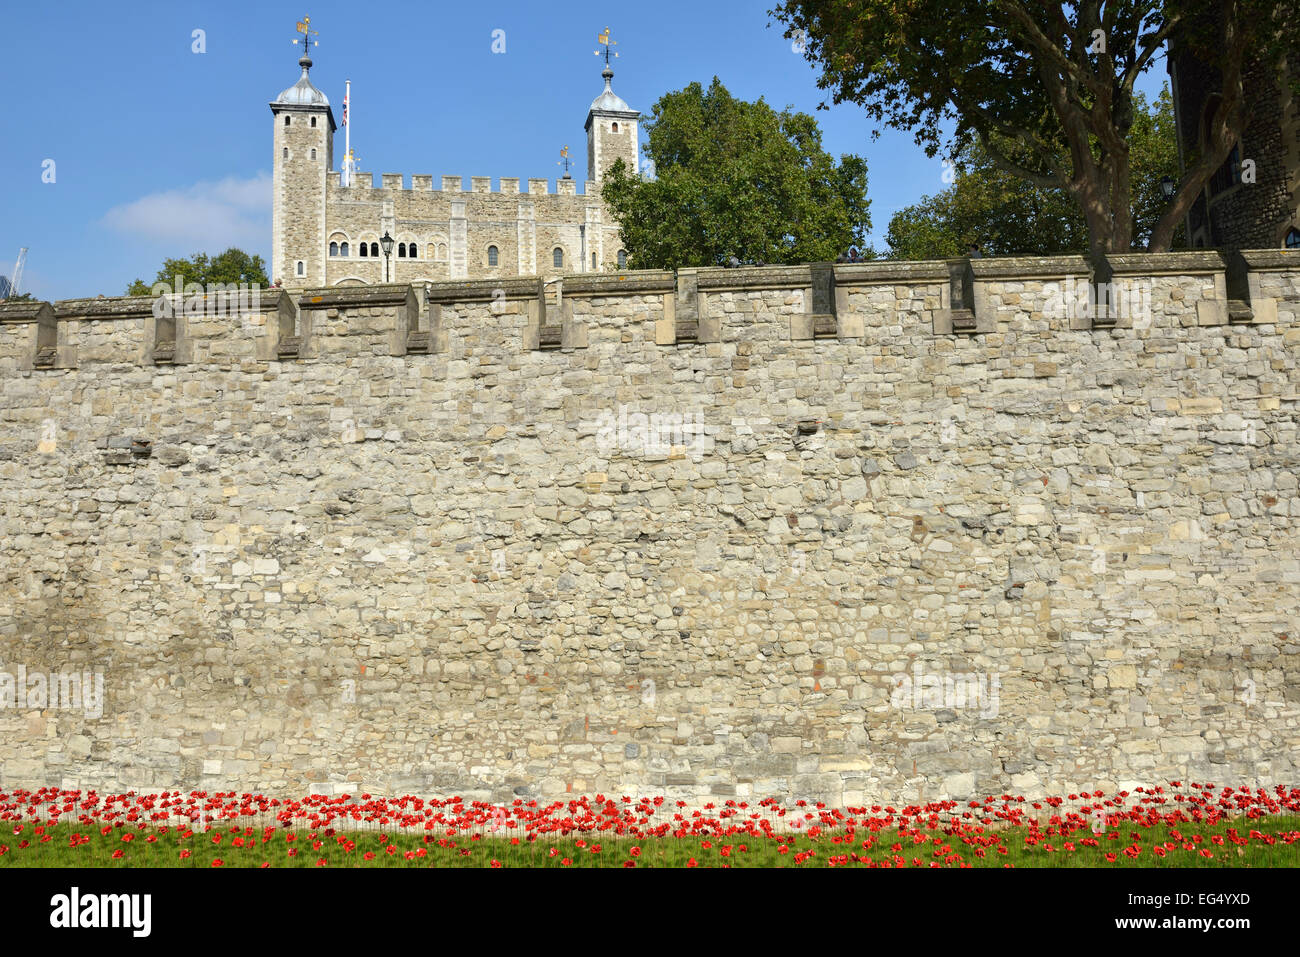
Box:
[450, 200, 468, 280]
[517, 201, 536, 276]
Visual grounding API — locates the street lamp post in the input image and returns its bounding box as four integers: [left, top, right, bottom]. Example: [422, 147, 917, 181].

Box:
[380, 231, 394, 282]
[1160, 176, 1176, 201]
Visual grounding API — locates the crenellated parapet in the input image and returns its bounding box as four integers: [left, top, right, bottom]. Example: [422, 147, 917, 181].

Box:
[327, 172, 602, 196]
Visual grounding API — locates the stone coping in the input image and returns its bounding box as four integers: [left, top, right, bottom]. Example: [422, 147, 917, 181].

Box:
[54, 295, 159, 320]
[298, 285, 415, 310]
[556, 271, 676, 296]
[1103, 251, 1227, 276]
[834, 260, 955, 284]
[52, 287, 291, 321]
[0, 301, 55, 323]
[697, 264, 818, 291]
[1230, 249, 1300, 270]
[15, 251, 1299, 318]
[424, 277, 543, 304]
[968, 255, 1093, 280]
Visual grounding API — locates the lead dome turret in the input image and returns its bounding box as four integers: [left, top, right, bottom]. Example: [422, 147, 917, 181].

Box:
[274, 55, 331, 107]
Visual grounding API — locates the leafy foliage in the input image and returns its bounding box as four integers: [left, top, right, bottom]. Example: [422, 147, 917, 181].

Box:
[772, 1, 1297, 255]
[601, 78, 871, 269]
[886, 88, 1184, 258]
[127, 248, 269, 296]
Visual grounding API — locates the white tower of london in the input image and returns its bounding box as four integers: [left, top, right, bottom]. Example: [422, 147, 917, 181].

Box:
[269, 35, 640, 288]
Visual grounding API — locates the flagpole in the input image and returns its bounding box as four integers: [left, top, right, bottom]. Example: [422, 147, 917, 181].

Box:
[344, 79, 351, 186]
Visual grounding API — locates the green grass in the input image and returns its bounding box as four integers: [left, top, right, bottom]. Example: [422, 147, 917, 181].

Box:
[5, 815, 1299, 868]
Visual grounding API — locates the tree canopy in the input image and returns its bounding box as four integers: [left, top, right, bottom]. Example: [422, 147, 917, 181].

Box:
[127, 248, 269, 296]
[600, 77, 871, 269]
[886, 87, 1184, 258]
[771, 1, 1297, 257]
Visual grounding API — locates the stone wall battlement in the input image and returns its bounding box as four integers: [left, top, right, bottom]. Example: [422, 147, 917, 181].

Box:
[331, 172, 595, 196]
[1, 250, 1299, 805]
[2, 252, 1296, 374]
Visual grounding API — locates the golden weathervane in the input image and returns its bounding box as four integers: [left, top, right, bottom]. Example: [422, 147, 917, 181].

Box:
[595, 27, 619, 67]
[293, 15, 319, 53]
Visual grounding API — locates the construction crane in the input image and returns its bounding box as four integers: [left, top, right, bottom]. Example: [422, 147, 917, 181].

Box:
[10, 247, 27, 297]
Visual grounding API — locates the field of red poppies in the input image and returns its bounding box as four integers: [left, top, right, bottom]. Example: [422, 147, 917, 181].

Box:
[1, 781, 1297, 868]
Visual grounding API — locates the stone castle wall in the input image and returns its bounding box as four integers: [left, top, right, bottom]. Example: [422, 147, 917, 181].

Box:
[1, 251, 1298, 807]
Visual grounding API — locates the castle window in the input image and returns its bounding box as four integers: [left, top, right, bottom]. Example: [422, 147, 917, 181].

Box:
[553, 248, 564, 268]
[617, 249, 627, 269]
[1209, 142, 1241, 195]
[330, 241, 339, 256]
[1287, 229, 1300, 249]
[359, 244, 368, 257]
[1200, 95, 1243, 196]
[296, 261, 305, 276]
[397, 243, 406, 258]
[370, 242, 379, 257]
[310, 116, 317, 128]
[437, 243, 447, 260]
[611, 122, 619, 133]
[341, 242, 349, 256]
[487, 245, 499, 266]
[310, 148, 317, 160]
[408, 244, 417, 259]
[284, 116, 291, 127]
[283, 148, 289, 159]
[592, 253, 597, 269]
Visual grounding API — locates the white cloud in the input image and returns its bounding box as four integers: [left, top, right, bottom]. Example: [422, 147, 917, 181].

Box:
[101, 173, 271, 250]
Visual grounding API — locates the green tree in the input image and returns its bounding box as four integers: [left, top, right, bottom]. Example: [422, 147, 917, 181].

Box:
[886, 88, 1183, 258]
[601, 77, 871, 269]
[772, 1, 1298, 256]
[127, 248, 269, 296]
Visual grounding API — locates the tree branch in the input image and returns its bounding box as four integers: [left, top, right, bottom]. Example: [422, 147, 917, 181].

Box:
[994, 0, 1105, 97]
[1122, 13, 1182, 91]
[978, 132, 1070, 190]
[950, 87, 1063, 174]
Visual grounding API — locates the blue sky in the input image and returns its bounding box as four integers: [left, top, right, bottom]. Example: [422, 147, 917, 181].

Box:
[0, 1, 1169, 300]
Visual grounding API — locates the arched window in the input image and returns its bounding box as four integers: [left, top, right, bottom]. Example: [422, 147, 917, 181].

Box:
[397, 243, 406, 258]
[408, 244, 417, 259]
[296, 261, 305, 276]
[284, 116, 291, 127]
[617, 249, 627, 269]
[330, 241, 338, 256]
[487, 245, 499, 266]
[359, 244, 368, 258]
[283, 148, 288, 159]
[1287, 228, 1300, 249]
[611, 122, 619, 133]
[553, 247, 564, 268]
[340, 242, 349, 256]
[310, 148, 316, 161]
[310, 116, 317, 128]
[370, 242, 379, 257]
[437, 243, 447, 260]
[591, 252, 597, 269]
